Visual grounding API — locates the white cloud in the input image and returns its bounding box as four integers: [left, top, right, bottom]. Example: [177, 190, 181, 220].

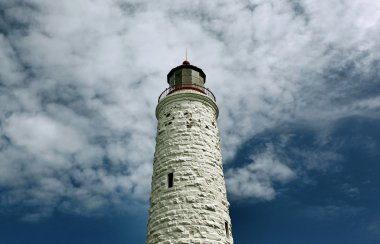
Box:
[0, 34, 24, 85]
[5, 114, 84, 155]
[226, 146, 296, 200]
[0, 0, 379, 219]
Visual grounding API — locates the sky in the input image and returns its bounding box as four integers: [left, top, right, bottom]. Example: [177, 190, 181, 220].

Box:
[0, 0, 380, 243]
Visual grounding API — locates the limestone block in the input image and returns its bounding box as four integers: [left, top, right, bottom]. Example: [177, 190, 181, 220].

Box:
[147, 92, 233, 244]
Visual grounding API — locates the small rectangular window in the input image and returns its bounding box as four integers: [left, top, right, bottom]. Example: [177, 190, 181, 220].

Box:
[168, 172, 174, 188]
[225, 221, 229, 238]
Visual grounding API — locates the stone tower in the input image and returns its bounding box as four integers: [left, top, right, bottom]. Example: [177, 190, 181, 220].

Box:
[146, 60, 233, 244]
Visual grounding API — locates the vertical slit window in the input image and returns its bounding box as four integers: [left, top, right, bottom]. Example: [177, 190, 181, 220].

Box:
[168, 172, 174, 188]
[225, 221, 229, 238]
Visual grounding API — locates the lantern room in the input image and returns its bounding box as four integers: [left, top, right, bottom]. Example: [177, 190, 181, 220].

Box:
[167, 60, 206, 87]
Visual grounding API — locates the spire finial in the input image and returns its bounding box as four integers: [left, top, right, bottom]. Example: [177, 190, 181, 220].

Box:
[183, 48, 190, 65]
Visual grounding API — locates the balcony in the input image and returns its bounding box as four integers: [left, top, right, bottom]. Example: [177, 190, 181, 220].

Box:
[158, 84, 216, 103]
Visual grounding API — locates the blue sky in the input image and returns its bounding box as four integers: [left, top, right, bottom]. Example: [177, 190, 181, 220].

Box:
[1, 0, 380, 243]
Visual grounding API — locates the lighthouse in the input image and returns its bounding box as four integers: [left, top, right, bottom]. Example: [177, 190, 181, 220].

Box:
[146, 60, 233, 243]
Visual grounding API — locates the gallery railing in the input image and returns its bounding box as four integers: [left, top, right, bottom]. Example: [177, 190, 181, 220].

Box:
[158, 84, 216, 102]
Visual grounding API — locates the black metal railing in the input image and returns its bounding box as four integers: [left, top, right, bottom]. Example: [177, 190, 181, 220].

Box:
[158, 84, 216, 102]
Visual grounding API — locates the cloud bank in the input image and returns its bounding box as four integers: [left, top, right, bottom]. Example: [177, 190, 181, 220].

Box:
[0, 0, 379, 220]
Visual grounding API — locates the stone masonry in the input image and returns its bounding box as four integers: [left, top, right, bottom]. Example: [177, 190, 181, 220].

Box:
[146, 90, 233, 244]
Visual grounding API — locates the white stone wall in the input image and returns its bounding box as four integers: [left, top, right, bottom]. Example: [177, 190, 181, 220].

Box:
[147, 91, 233, 244]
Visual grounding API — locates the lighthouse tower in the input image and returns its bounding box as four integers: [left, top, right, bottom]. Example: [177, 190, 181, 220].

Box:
[146, 60, 233, 243]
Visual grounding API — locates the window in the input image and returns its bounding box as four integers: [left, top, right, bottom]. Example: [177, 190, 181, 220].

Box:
[225, 221, 229, 238]
[168, 172, 174, 188]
